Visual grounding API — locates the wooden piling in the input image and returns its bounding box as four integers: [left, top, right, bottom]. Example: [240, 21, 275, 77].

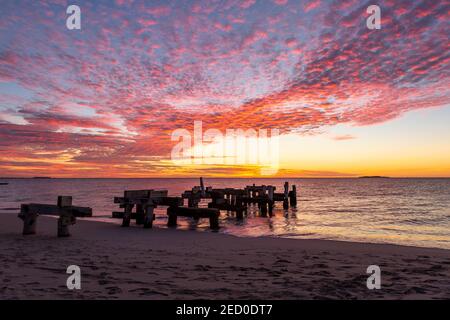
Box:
[236, 208, 244, 220]
[19, 204, 38, 235]
[57, 209, 75, 237]
[135, 204, 144, 225]
[200, 177, 206, 197]
[261, 201, 268, 216]
[167, 207, 178, 227]
[290, 185, 297, 207]
[262, 186, 269, 216]
[209, 215, 220, 230]
[143, 205, 154, 229]
[226, 193, 231, 205]
[122, 204, 133, 227]
[57, 196, 74, 237]
[283, 181, 289, 210]
[268, 186, 274, 216]
[57, 196, 72, 208]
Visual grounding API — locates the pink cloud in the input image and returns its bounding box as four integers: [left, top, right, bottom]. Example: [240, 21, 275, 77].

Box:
[332, 135, 356, 141]
[273, 0, 288, 5]
[240, 0, 256, 9]
[0, 0, 448, 176]
[304, 0, 321, 12]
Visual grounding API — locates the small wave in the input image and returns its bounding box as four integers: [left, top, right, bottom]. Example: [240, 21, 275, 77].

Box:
[329, 209, 360, 213]
[400, 218, 424, 225]
[278, 232, 317, 237]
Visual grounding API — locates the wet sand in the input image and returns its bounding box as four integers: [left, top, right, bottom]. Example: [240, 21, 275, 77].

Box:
[0, 212, 449, 299]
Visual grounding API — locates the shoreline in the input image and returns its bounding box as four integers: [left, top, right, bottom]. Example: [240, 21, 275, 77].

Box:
[3, 207, 448, 251]
[1, 212, 449, 299]
[84, 216, 450, 252]
[20, 213, 450, 252]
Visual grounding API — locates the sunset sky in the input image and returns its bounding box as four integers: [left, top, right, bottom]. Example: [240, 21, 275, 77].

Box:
[0, 0, 449, 178]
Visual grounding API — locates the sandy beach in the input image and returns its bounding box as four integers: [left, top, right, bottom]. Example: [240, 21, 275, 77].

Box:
[0, 212, 449, 300]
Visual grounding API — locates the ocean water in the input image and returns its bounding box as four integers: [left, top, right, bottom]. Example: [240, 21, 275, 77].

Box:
[1, 178, 449, 249]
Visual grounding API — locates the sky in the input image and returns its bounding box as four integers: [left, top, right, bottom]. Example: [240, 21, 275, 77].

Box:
[0, 0, 449, 178]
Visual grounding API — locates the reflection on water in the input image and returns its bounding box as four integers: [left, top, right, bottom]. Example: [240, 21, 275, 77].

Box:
[1, 178, 449, 249]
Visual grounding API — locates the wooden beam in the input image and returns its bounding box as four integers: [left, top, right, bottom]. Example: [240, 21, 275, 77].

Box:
[18, 197, 92, 237]
[21, 203, 92, 217]
[167, 206, 220, 230]
[124, 190, 152, 200]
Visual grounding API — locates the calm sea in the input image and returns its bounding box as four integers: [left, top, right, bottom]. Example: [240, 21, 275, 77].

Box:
[1, 178, 449, 249]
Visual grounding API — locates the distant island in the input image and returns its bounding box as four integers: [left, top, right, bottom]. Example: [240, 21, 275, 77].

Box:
[358, 176, 390, 179]
[0, 177, 53, 179]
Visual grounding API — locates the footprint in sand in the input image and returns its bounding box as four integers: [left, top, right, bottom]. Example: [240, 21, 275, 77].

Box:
[274, 258, 291, 264]
[106, 286, 122, 295]
[194, 265, 212, 271]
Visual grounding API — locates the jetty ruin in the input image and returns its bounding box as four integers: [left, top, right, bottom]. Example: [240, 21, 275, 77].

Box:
[112, 178, 297, 230]
[17, 178, 297, 236]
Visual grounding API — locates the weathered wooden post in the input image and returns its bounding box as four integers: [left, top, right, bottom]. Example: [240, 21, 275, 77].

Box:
[200, 177, 206, 197]
[236, 207, 244, 220]
[19, 204, 38, 235]
[226, 193, 231, 205]
[122, 203, 133, 227]
[143, 205, 155, 229]
[209, 214, 220, 230]
[251, 183, 256, 205]
[245, 187, 250, 210]
[290, 185, 297, 207]
[248, 187, 254, 207]
[283, 181, 289, 210]
[261, 201, 268, 216]
[260, 185, 268, 216]
[268, 186, 274, 216]
[57, 211, 76, 237]
[167, 207, 178, 227]
[135, 204, 144, 225]
[57, 196, 75, 237]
